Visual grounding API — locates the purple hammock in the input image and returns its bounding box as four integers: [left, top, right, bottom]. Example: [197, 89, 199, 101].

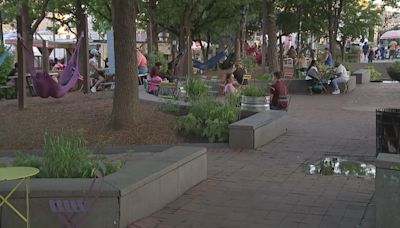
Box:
[21, 35, 83, 98]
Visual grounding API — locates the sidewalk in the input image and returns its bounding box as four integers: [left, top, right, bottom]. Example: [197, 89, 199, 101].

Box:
[130, 82, 400, 228]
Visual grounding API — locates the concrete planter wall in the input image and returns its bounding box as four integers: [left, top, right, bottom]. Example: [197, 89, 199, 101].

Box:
[352, 69, 371, 84]
[376, 153, 400, 228]
[0, 146, 207, 228]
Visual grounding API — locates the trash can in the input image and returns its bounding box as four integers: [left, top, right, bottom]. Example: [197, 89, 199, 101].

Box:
[376, 108, 400, 156]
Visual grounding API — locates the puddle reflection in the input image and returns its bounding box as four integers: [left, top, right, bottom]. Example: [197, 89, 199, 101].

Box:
[306, 157, 375, 178]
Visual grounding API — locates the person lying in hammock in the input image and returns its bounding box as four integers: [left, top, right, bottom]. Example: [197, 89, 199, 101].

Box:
[89, 49, 105, 93]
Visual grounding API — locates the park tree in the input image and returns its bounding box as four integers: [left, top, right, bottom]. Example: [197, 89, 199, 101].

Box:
[265, 0, 278, 73]
[109, 0, 139, 128]
[1, 0, 52, 51]
[337, 2, 381, 61]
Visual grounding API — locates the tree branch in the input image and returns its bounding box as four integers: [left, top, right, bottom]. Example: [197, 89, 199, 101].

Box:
[31, 0, 50, 33]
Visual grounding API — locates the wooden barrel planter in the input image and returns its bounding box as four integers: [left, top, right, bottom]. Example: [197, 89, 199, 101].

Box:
[240, 95, 270, 112]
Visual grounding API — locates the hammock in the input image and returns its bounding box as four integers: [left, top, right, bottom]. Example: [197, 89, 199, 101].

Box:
[0, 46, 11, 67]
[21, 35, 83, 98]
[192, 52, 226, 70]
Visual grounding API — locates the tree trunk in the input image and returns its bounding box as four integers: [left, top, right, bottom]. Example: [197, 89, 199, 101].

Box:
[234, 27, 241, 63]
[261, 0, 267, 72]
[20, 2, 33, 57]
[266, 0, 278, 73]
[148, 0, 158, 52]
[110, 0, 139, 128]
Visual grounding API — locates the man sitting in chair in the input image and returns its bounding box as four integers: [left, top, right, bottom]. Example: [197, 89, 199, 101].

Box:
[331, 61, 349, 95]
[270, 71, 288, 110]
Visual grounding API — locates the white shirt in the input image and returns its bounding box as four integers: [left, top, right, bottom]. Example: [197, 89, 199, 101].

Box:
[336, 64, 348, 80]
[89, 57, 98, 75]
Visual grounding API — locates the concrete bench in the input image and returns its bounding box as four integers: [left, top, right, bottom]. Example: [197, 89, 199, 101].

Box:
[229, 111, 288, 149]
[352, 69, 371, 84]
[1, 146, 207, 228]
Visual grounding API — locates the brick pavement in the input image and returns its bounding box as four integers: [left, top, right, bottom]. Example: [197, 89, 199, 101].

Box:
[130, 82, 400, 228]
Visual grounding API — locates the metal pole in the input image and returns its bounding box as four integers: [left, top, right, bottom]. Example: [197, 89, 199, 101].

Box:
[52, 12, 56, 61]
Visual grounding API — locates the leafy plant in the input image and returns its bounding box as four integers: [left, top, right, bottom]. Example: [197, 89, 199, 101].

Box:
[367, 66, 381, 81]
[241, 85, 267, 97]
[160, 101, 181, 114]
[389, 61, 400, 72]
[12, 151, 43, 169]
[256, 74, 273, 81]
[177, 96, 239, 142]
[147, 51, 168, 73]
[241, 54, 257, 73]
[203, 119, 229, 142]
[11, 130, 122, 178]
[177, 113, 202, 135]
[184, 76, 209, 100]
[0, 45, 14, 84]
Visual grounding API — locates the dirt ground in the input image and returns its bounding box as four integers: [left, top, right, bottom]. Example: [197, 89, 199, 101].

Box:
[0, 91, 182, 150]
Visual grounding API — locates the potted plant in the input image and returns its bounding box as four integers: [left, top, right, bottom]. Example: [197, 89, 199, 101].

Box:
[240, 85, 270, 112]
[387, 61, 400, 81]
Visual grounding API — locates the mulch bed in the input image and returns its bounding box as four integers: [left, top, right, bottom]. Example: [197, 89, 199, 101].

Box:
[0, 91, 182, 150]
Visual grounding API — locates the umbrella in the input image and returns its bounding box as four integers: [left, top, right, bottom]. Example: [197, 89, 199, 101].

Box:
[380, 30, 400, 40]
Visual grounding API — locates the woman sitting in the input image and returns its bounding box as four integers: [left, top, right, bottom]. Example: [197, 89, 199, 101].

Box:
[224, 73, 238, 95]
[146, 66, 163, 95]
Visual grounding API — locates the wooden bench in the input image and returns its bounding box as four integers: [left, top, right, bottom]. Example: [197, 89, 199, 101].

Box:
[229, 111, 288, 149]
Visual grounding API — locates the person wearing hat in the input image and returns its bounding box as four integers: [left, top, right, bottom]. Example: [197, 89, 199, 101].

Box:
[89, 49, 105, 93]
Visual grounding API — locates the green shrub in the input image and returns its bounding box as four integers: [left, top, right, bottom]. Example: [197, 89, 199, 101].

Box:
[184, 76, 209, 100]
[147, 51, 168, 73]
[189, 97, 220, 120]
[12, 151, 43, 169]
[177, 113, 202, 135]
[203, 119, 229, 142]
[366, 66, 381, 81]
[0, 45, 14, 84]
[160, 101, 181, 114]
[177, 97, 239, 142]
[241, 85, 267, 97]
[241, 55, 256, 72]
[11, 130, 122, 178]
[391, 61, 400, 72]
[256, 74, 273, 81]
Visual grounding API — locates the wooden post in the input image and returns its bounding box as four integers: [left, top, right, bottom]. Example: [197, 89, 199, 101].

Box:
[17, 15, 26, 110]
[42, 40, 49, 71]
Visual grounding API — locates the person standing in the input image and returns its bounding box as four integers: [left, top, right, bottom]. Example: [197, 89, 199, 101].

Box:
[389, 40, 398, 60]
[137, 49, 148, 74]
[322, 47, 333, 66]
[362, 42, 369, 62]
[380, 43, 386, 60]
[232, 63, 246, 85]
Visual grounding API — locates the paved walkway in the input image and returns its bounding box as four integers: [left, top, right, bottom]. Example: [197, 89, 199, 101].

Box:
[130, 82, 400, 228]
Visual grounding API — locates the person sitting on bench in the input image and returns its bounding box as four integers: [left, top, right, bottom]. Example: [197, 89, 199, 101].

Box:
[89, 49, 105, 93]
[146, 66, 163, 95]
[331, 61, 349, 95]
[270, 71, 288, 110]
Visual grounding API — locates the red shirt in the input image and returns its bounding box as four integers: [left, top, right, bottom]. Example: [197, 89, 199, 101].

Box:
[270, 80, 288, 109]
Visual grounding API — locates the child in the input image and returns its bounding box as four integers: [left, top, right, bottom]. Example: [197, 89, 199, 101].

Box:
[368, 48, 374, 63]
[224, 73, 237, 95]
